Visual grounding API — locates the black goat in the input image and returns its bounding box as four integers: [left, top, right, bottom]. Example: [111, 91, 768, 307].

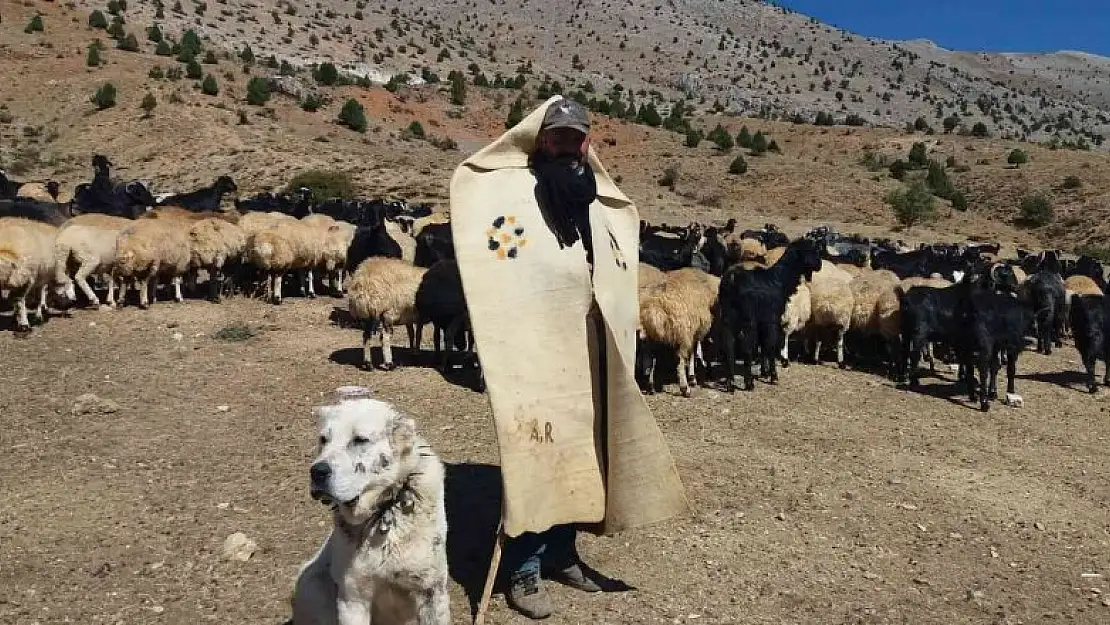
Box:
[1070, 294, 1108, 393]
[640, 224, 704, 271]
[959, 265, 1031, 411]
[414, 222, 455, 268]
[1023, 260, 1066, 355]
[413, 260, 476, 372]
[717, 238, 822, 391]
[898, 280, 971, 388]
[0, 198, 72, 226]
[72, 155, 155, 218]
[0, 170, 24, 199]
[156, 175, 237, 211]
[344, 222, 403, 274]
[235, 188, 313, 218]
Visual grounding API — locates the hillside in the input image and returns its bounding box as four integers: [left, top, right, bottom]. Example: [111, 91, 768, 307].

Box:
[2, 1, 1110, 252]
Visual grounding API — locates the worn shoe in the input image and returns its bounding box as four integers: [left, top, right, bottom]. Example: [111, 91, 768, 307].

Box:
[507, 572, 553, 620]
[548, 563, 602, 593]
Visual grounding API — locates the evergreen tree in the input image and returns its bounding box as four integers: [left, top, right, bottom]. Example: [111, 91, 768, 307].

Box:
[338, 98, 367, 132]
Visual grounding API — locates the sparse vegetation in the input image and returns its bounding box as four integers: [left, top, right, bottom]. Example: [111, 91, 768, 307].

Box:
[449, 72, 467, 105]
[89, 10, 108, 29]
[245, 77, 271, 106]
[314, 62, 339, 86]
[286, 170, 355, 201]
[91, 83, 117, 111]
[25, 15, 44, 34]
[212, 324, 257, 342]
[140, 93, 157, 117]
[708, 124, 733, 151]
[1018, 193, 1053, 227]
[887, 181, 937, 227]
[1061, 175, 1083, 190]
[201, 74, 219, 96]
[729, 154, 748, 175]
[86, 44, 102, 67]
[659, 164, 680, 189]
[1007, 149, 1029, 167]
[505, 97, 525, 129]
[337, 98, 367, 133]
[403, 121, 426, 140]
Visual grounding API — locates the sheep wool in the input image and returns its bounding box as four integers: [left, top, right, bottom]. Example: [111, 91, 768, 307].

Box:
[347, 257, 428, 370]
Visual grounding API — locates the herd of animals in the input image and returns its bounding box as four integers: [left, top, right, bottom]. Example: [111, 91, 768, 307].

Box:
[2, 155, 1109, 411]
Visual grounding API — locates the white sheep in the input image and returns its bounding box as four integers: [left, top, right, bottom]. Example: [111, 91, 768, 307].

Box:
[54, 214, 133, 309]
[638, 268, 720, 397]
[849, 270, 904, 374]
[321, 221, 357, 293]
[0, 217, 70, 330]
[245, 219, 324, 303]
[188, 217, 247, 302]
[780, 282, 812, 365]
[805, 260, 855, 368]
[113, 219, 191, 308]
[16, 180, 71, 204]
[346, 257, 428, 370]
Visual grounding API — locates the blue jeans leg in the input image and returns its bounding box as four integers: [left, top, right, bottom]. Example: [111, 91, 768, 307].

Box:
[507, 524, 577, 580]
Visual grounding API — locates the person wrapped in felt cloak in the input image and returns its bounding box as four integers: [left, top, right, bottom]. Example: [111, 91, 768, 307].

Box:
[449, 95, 690, 619]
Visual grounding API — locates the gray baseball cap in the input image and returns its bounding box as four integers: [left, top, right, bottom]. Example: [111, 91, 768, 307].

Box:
[541, 98, 590, 134]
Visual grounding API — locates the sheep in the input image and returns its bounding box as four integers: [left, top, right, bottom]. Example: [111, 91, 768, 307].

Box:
[0, 217, 69, 331]
[717, 238, 823, 392]
[245, 220, 320, 304]
[409, 212, 450, 238]
[384, 219, 416, 263]
[113, 219, 191, 308]
[638, 268, 720, 397]
[15, 180, 69, 204]
[238, 211, 295, 238]
[414, 222, 454, 268]
[154, 175, 237, 211]
[320, 221, 357, 295]
[804, 260, 855, 368]
[639, 262, 666, 292]
[1069, 294, 1107, 393]
[346, 257, 427, 371]
[960, 265, 1031, 411]
[1065, 275, 1103, 297]
[141, 205, 240, 224]
[848, 271, 903, 379]
[1021, 265, 1066, 355]
[53, 214, 132, 308]
[780, 282, 811, 366]
[188, 218, 247, 302]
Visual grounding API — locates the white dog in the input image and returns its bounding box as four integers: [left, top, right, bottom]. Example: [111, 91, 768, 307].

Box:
[291, 392, 450, 625]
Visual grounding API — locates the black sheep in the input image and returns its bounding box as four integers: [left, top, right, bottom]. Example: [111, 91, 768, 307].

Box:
[0, 198, 72, 226]
[1070, 294, 1108, 393]
[717, 237, 822, 391]
[1023, 257, 1066, 355]
[959, 264, 1031, 411]
[0, 170, 24, 199]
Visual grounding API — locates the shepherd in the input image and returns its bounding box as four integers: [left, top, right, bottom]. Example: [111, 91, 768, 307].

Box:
[450, 96, 690, 619]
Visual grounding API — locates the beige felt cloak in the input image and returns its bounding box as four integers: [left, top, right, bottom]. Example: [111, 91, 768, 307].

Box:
[449, 96, 690, 538]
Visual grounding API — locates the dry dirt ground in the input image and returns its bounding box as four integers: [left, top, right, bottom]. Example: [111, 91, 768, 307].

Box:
[2, 292, 1109, 625]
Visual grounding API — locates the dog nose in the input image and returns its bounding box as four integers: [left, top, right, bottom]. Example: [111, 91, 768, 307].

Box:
[310, 462, 332, 484]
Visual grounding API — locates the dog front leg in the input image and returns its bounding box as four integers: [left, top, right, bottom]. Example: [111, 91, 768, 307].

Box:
[415, 580, 451, 625]
[337, 588, 372, 625]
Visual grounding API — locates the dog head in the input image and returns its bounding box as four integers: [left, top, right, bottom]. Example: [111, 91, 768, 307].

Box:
[308, 393, 418, 524]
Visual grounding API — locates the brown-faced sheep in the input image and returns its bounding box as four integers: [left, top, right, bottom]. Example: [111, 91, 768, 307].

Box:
[0, 217, 67, 330]
[54, 213, 132, 308]
[346, 257, 428, 370]
[114, 219, 191, 308]
[805, 261, 855, 368]
[638, 268, 720, 397]
[15, 181, 70, 204]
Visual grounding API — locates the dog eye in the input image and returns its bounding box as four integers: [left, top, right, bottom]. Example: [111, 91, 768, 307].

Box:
[352, 436, 370, 445]
[318, 436, 328, 446]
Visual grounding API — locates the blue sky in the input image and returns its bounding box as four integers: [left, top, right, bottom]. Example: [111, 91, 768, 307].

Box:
[776, 1, 1110, 57]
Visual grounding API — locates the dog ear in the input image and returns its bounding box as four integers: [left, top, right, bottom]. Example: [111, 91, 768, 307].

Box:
[390, 417, 416, 456]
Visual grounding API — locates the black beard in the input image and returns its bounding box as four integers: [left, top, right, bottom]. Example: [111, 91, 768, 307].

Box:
[531, 152, 598, 261]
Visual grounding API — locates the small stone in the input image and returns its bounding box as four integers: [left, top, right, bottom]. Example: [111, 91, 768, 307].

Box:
[897, 503, 919, 511]
[990, 547, 1000, 558]
[216, 502, 229, 510]
[72, 394, 120, 416]
[171, 332, 184, 341]
[915, 523, 928, 532]
[967, 589, 985, 604]
[221, 533, 257, 562]
[949, 532, 963, 539]
[1034, 522, 1045, 531]
[775, 512, 786, 521]
[1102, 598, 1110, 607]
[863, 572, 880, 580]
[215, 405, 230, 412]
[150, 606, 164, 614]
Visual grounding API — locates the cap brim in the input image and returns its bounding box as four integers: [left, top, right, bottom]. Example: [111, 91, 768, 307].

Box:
[542, 122, 590, 134]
